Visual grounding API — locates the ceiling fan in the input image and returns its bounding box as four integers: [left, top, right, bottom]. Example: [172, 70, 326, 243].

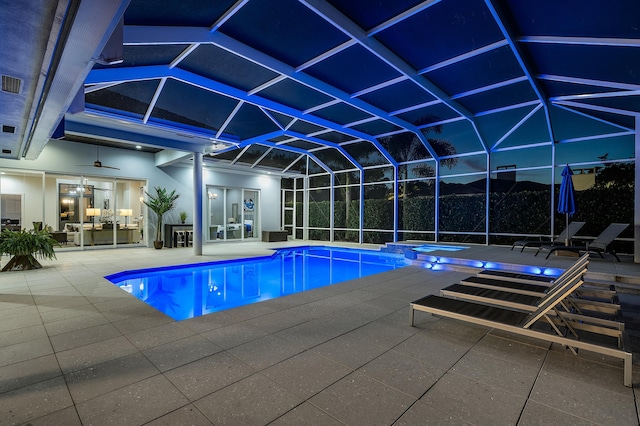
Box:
[77, 146, 120, 170]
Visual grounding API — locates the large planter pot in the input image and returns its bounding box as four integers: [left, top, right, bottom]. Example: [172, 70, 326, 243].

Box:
[153, 240, 163, 249]
[2, 254, 42, 271]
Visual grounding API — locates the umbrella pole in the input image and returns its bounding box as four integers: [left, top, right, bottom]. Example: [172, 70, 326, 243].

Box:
[565, 214, 569, 246]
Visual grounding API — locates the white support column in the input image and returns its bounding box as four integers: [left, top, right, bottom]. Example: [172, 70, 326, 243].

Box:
[393, 165, 398, 242]
[551, 142, 557, 239]
[434, 161, 440, 242]
[330, 173, 335, 242]
[292, 178, 297, 239]
[303, 175, 309, 241]
[193, 152, 203, 256]
[359, 169, 364, 244]
[635, 116, 639, 263]
[485, 154, 490, 245]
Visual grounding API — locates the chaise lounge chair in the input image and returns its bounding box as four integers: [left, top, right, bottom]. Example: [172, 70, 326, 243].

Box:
[409, 295, 632, 387]
[442, 255, 619, 316]
[536, 223, 629, 261]
[474, 261, 616, 302]
[409, 253, 633, 387]
[511, 221, 585, 252]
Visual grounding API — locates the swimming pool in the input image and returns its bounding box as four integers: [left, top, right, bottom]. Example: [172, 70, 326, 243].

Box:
[106, 246, 407, 321]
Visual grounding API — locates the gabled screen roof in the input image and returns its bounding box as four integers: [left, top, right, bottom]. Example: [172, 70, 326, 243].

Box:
[68, 0, 640, 174]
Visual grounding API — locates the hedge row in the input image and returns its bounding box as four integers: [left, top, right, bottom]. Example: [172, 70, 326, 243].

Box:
[303, 185, 633, 246]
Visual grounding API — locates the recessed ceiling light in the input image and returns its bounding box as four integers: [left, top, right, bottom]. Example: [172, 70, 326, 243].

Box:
[135, 145, 142, 149]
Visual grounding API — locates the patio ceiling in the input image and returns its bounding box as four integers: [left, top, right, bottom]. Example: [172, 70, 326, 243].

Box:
[2, 0, 639, 174]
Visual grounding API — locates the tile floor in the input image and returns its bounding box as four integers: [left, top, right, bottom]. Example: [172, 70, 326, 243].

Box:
[1, 242, 639, 425]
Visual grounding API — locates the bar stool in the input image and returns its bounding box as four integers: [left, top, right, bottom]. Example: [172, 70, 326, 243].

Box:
[186, 230, 193, 247]
[174, 230, 186, 247]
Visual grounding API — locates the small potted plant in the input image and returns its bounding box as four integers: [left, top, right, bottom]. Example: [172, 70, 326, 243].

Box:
[179, 211, 187, 224]
[143, 186, 180, 249]
[0, 228, 59, 271]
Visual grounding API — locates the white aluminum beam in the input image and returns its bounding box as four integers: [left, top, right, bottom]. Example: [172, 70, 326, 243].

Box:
[537, 74, 640, 91]
[484, 0, 555, 144]
[518, 36, 640, 48]
[124, 25, 442, 159]
[552, 103, 632, 132]
[550, 90, 640, 102]
[367, 0, 443, 36]
[418, 39, 509, 74]
[210, 0, 248, 33]
[143, 77, 166, 124]
[299, 1, 475, 119]
[451, 76, 528, 100]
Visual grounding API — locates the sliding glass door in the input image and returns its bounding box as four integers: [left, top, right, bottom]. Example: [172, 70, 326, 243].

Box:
[206, 186, 260, 242]
[47, 174, 146, 250]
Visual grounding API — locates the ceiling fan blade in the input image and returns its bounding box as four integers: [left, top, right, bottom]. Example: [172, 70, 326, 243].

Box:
[76, 146, 121, 170]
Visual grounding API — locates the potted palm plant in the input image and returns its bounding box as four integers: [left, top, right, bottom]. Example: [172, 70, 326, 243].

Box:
[0, 229, 59, 271]
[143, 186, 180, 249]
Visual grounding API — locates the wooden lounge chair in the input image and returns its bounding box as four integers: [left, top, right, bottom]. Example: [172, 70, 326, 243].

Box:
[511, 221, 585, 252]
[536, 223, 629, 261]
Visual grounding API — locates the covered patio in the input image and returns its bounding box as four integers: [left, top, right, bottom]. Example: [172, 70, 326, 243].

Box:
[1, 1, 640, 424]
[1, 243, 639, 425]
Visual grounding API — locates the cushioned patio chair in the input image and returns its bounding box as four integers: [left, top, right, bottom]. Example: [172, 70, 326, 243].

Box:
[511, 221, 585, 252]
[536, 223, 629, 261]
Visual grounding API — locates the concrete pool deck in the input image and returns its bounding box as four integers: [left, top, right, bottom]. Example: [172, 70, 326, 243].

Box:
[1, 241, 640, 425]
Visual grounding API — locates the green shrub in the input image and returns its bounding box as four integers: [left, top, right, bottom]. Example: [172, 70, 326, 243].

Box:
[0, 229, 58, 271]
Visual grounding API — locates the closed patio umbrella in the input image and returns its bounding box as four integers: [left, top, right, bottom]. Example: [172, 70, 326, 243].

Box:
[557, 164, 576, 245]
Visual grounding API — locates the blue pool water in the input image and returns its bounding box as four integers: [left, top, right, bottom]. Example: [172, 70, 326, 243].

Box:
[106, 246, 407, 321]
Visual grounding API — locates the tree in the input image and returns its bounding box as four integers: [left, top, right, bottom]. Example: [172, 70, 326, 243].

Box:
[593, 162, 634, 189]
[378, 115, 458, 198]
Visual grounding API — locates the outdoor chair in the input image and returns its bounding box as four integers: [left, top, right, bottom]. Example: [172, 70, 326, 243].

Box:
[536, 223, 629, 261]
[511, 221, 585, 252]
[476, 263, 616, 302]
[442, 255, 619, 316]
[409, 253, 633, 387]
[409, 295, 632, 387]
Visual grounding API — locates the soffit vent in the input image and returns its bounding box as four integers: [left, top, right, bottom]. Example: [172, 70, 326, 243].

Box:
[2, 125, 16, 134]
[1, 75, 22, 94]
